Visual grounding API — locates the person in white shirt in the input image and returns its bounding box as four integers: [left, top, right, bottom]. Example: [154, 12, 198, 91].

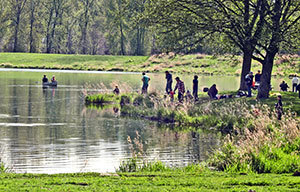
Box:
[292, 76, 299, 92]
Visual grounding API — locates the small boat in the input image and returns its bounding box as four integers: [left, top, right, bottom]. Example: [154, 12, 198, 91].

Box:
[42, 81, 58, 87]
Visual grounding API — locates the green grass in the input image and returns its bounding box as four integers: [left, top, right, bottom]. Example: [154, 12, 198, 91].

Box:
[0, 52, 299, 76]
[85, 91, 300, 132]
[0, 171, 300, 191]
[85, 93, 119, 104]
[0, 53, 148, 71]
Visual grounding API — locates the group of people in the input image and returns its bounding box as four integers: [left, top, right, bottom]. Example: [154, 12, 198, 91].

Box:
[245, 70, 262, 97]
[279, 76, 300, 98]
[42, 74, 57, 84]
[245, 71, 300, 99]
[141, 71, 220, 102]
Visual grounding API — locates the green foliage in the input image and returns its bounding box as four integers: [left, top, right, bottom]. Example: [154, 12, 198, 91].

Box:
[85, 93, 117, 104]
[118, 158, 170, 173]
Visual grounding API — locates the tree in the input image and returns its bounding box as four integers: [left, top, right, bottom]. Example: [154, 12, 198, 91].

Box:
[104, 0, 128, 55]
[0, 0, 9, 51]
[28, 0, 44, 53]
[45, 0, 66, 53]
[8, 0, 27, 52]
[255, 0, 300, 98]
[145, 0, 267, 90]
[78, 0, 100, 54]
[127, 0, 148, 55]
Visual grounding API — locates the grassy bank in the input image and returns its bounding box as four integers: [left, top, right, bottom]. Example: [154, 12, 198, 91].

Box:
[1, 170, 300, 191]
[0, 52, 299, 76]
[85, 91, 300, 132]
[85, 91, 300, 174]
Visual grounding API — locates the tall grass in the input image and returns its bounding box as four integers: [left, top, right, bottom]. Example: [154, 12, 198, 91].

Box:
[117, 131, 170, 172]
[0, 147, 10, 173]
[208, 104, 300, 173]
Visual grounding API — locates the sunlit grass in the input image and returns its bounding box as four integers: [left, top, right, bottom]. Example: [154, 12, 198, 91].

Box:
[0, 52, 299, 76]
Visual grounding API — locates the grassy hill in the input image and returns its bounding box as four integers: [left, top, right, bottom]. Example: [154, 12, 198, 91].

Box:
[0, 52, 299, 76]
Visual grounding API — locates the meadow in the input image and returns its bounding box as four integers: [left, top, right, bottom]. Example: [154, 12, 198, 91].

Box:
[0, 52, 299, 76]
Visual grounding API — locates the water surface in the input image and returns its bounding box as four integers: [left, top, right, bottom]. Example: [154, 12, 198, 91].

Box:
[0, 69, 287, 173]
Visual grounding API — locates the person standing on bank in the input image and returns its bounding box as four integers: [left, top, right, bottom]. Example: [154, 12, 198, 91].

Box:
[193, 75, 199, 101]
[245, 72, 254, 97]
[174, 77, 185, 102]
[165, 71, 172, 94]
[292, 75, 299, 92]
[255, 70, 261, 83]
[297, 83, 300, 99]
[275, 95, 283, 120]
[141, 72, 150, 94]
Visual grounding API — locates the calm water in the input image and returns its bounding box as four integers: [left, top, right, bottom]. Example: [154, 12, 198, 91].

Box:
[0, 69, 286, 173]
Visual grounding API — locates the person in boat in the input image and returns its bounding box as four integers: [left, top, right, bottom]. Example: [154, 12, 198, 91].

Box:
[42, 75, 48, 83]
[51, 75, 56, 83]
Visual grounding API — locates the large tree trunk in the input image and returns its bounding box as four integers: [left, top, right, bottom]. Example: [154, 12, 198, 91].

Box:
[257, 0, 281, 99]
[257, 52, 276, 99]
[239, 49, 253, 90]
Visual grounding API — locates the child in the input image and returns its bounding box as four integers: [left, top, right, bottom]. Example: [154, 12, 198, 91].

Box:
[275, 95, 283, 120]
[113, 86, 120, 95]
[169, 91, 175, 102]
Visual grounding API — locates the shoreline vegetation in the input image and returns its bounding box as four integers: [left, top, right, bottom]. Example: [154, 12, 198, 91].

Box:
[85, 91, 300, 172]
[0, 52, 299, 76]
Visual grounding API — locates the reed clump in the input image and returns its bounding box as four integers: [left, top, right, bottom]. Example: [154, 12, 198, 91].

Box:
[118, 131, 170, 172]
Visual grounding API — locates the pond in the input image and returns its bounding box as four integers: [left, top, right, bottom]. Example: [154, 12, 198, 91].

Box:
[0, 69, 288, 173]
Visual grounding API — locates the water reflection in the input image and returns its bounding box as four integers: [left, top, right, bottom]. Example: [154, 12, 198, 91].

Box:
[0, 69, 285, 174]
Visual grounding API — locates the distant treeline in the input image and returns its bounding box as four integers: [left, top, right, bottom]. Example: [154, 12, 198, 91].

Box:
[0, 0, 146, 55]
[0, 0, 244, 56]
[1, 0, 299, 56]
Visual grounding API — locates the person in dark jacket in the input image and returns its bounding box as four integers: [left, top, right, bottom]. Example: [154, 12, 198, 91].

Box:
[245, 72, 254, 97]
[297, 84, 300, 98]
[42, 75, 48, 83]
[255, 70, 261, 83]
[165, 71, 172, 94]
[192, 75, 198, 101]
[208, 84, 218, 99]
[279, 81, 289, 91]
